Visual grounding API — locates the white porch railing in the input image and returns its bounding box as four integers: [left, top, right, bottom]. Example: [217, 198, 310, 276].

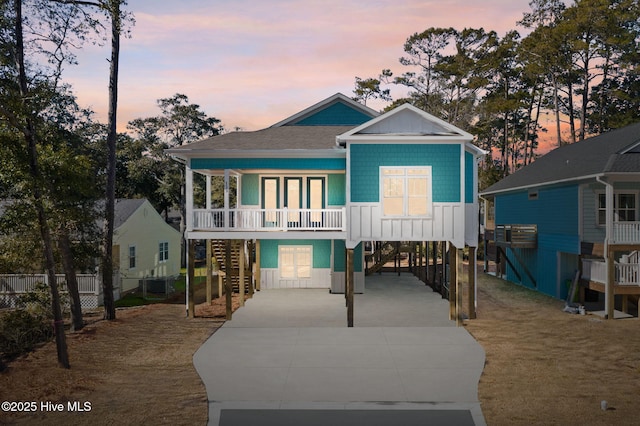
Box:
[193, 208, 346, 232]
[612, 222, 640, 244]
[581, 259, 640, 286]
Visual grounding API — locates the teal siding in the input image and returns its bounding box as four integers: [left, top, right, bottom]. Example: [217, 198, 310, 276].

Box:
[259, 239, 332, 269]
[241, 174, 259, 205]
[504, 246, 578, 299]
[465, 152, 474, 203]
[496, 185, 579, 238]
[333, 240, 363, 272]
[349, 144, 461, 203]
[497, 184, 581, 299]
[328, 174, 346, 206]
[192, 158, 345, 171]
[293, 103, 372, 126]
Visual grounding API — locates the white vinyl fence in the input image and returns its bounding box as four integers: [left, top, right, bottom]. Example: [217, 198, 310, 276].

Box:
[0, 274, 121, 310]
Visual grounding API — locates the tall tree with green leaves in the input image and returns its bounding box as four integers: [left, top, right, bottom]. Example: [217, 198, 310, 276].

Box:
[3, 0, 72, 368]
[126, 94, 223, 264]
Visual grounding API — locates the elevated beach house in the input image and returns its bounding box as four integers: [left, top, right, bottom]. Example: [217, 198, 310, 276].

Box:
[167, 93, 484, 324]
[481, 122, 640, 319]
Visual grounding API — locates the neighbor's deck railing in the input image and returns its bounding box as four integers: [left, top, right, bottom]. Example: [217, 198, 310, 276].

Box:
[495, 224, 537, 248]
[193, 208, 347, 232]
[581, 259, 640, 286]
[612, 222, 640, 244]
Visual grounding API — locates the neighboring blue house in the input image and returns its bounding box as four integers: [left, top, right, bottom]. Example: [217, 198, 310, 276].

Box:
[167, 93, 484, 322]
[481, 122, 640, 319]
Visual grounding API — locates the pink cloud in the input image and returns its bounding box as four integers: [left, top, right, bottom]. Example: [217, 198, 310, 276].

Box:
[63, 0, 534, 132]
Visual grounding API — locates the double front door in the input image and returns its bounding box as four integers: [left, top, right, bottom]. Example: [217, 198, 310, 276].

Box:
[261, 177, 325, 228]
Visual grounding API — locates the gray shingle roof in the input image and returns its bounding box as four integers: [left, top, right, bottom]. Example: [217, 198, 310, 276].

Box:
[114, 199, 145, 229]
[482, 122, 640, 195]
[166, 126, 354, 157]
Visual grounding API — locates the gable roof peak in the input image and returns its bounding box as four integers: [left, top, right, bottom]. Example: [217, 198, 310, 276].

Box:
[338, 102, 474, 141]
[270, 93, 379, 128]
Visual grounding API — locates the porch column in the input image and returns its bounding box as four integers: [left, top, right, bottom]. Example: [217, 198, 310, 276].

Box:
[606, 248, 615, 319]
[187, 240, 195, 318]
[605, 179, 614, 319]
[449, 245, 457, 321]
[449, 244, 463, 325]
[206, 239, 212, 304]
[185, 163, 194, 232]
[247, 240, 255, 296]
[255, 240, 261, 291]
[225, 239, 233, 320]
[224, 169, 230, 229]
[346, 248, 354, 327]
[238, 240, 245, 307]
[467, 246, 477, 319]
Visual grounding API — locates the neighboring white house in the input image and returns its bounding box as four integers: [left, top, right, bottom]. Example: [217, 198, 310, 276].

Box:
[113, 199, 182, 293]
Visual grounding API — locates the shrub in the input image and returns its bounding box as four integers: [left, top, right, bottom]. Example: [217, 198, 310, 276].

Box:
[0, 282, 64, 362]
[0, 309, 53, 360]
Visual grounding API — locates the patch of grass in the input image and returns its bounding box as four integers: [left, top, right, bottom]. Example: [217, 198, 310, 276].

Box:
[115, 293, 165, 308]
[174, 273, 208, 293]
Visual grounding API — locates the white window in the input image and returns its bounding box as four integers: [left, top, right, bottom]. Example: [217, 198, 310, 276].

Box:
[129, 245, 136, 269]
[279, 246, 312, 279]
[597, 192, 638, 225]
[159, 241, 169, 262]
[381, 167, 432, 217]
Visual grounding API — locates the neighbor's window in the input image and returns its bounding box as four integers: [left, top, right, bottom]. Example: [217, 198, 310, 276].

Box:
[381, 167, 432, 217]
[279, 246, 312, 279]
[129, 245, 136, 269]
[597, 192, 637, 225]
[159, 241, 169, 262]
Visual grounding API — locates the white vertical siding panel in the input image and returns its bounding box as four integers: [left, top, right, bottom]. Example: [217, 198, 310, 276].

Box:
[371, 205, 382, 239]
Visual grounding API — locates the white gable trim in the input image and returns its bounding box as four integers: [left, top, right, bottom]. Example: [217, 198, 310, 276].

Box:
[337, 103, 474, 142]
[270, 93, 379, 128]
[619, 139, 640, 154]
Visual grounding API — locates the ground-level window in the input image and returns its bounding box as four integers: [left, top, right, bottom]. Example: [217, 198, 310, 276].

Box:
[129, 245, 136, 269]
[597, 192, 637, 225]
[381, 167, 432, 217]
[159, 241, 169, 262]
[279, 246, 312, 279]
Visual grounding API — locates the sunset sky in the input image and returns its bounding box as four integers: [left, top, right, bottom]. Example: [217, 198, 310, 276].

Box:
[62, 0, 536, 133]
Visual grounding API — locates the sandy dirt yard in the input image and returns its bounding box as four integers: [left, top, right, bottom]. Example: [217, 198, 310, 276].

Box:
[465, 272, 640, 426]
[1, 273, 639, 425]
[0, 296, 239, 426]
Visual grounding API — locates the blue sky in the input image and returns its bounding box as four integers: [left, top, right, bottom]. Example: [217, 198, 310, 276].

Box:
[62, 0, 533, 132]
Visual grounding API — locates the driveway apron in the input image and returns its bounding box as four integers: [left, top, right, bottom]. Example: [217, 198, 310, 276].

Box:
[194, 273, 486, 425]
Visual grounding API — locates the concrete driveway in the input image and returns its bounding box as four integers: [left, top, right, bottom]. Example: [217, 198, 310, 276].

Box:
[194, 273, 486, 425]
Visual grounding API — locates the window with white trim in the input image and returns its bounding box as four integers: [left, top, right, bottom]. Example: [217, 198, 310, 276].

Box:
[381, 167, 432, 217]
[159, 241, 169, 262]
[597, 192, 637, 225]
[279, 246, 312, 279]
[129, 245, 136, 269]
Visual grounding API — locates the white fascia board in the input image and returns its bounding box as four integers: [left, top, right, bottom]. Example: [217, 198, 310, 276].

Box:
[338, 103, 474, 141]
[618, 140, 640, 154]
[168, 148, 347, 159]
[342, 136, 472, 144]
[465, 142, 487, 157]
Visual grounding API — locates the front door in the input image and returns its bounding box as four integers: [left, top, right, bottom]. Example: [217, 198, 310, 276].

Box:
[284, 177, 302, 228]
[262, 177, 280, 227]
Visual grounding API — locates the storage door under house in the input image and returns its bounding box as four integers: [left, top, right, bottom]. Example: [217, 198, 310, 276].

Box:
[278, 245, 312, 288]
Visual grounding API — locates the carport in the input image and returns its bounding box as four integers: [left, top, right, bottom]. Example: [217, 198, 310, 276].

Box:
[193, 273, 486, 425]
